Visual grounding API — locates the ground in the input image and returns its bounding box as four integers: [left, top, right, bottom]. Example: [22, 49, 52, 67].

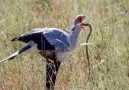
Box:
[0, 0, 129, 90]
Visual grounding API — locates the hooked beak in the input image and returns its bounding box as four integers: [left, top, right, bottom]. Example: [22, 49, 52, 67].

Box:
[83, 16, 86, 19]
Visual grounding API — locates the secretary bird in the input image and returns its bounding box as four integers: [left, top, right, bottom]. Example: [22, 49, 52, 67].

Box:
[0, 15, 91, 90]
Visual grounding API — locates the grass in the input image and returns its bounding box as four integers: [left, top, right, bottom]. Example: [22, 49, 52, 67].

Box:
[0, 0, 129, 89]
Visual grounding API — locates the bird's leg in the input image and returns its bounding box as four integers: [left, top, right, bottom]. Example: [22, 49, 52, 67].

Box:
[46, 59, 61, 90]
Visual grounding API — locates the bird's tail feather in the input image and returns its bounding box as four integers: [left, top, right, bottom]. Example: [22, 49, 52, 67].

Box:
[0, 44, 31, 63]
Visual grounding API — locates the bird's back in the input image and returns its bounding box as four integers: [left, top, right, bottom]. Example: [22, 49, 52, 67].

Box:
[11, 28, 71, 52]
[11, 28, 55, 50]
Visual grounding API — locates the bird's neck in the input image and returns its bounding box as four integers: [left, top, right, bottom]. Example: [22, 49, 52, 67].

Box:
[70, 27, 81, 51]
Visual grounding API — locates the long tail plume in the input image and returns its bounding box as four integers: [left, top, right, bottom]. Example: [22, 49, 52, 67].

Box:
[0, 44, 31, 63]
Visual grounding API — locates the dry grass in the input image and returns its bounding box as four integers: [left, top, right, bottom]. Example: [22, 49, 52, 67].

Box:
[0, 0, 129, 90]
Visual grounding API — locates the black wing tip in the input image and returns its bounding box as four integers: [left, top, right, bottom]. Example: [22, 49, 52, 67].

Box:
[11, 38, 17, 41]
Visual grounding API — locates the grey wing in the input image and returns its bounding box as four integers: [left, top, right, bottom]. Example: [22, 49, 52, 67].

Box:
[54, 35, 70, 52]
[43, 29, 71, 52]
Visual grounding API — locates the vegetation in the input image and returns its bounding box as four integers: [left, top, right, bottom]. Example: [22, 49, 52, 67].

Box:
[0, 0, 129, 89]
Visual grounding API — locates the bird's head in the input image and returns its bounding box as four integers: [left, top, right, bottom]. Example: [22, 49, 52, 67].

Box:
[73, 14, 86, 31]
[74, 14, 86, 25]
